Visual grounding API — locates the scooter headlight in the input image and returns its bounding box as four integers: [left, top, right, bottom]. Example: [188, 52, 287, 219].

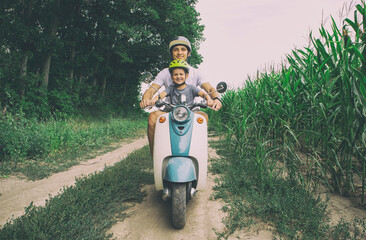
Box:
[172, 106, 189, 122]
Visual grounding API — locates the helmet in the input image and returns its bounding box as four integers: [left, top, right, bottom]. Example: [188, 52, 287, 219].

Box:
[169, 36, 191, 53]
[169, 59, 189, 74]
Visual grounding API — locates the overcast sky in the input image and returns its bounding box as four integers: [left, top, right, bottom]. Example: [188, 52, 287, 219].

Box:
[195, 0, 355, 89]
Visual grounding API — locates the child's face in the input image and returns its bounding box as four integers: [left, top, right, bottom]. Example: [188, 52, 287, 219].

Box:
[171, 68, 188, 85]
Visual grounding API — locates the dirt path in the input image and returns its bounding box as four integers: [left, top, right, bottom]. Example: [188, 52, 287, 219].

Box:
[0, 137, 148, 226]
[1, 136, 365, 239]
[106, 143, 274, 240]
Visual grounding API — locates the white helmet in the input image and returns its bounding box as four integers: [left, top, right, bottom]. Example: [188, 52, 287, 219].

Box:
[169, 36, 191, 53]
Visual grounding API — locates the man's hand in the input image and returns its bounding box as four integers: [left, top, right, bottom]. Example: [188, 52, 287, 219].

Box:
[140, 99, 155, 109]
[201, 82, 222, 111]
[140, 83, 161, 109]
[207, 99, 214, 108]
[211, 99, 222, 111]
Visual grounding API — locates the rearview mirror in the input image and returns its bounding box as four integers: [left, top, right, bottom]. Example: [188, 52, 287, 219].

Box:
[216, 82, 227, 93]
[140, 72, 153, 84]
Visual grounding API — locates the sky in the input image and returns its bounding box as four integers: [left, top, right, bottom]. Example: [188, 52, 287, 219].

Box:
[195, 0, 355, 89]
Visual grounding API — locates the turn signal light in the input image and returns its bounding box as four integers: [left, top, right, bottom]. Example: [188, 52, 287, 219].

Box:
[159, 116, 166, 123]
[197, 117, 204, 124]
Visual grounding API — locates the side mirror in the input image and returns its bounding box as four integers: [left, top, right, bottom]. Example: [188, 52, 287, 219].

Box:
[140, 72, 153, 84]
[216, 82, 227, 93]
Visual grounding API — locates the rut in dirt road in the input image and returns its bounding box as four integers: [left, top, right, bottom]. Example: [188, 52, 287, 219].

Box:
[0, 137, 148, 226]
[107, 146, 228, 240]
[106, 145, 274, 240]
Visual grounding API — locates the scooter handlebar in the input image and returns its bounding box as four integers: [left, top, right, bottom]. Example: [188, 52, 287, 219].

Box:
[153, 99, 207, 112]
[189, 102, 207, 109]
[155, 100, 174, 112]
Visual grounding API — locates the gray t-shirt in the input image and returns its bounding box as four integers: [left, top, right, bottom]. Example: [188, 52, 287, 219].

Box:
[153, 66, 205, 89]
[165, 85, 201, 105]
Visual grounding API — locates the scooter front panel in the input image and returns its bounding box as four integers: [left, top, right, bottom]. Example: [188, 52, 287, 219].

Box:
[153, 112, 208, 191]
[154, 113, 172, 190]
[163, 157, 196, 182]
[169, 113, 194, 155]
[189, 114, 208, 190]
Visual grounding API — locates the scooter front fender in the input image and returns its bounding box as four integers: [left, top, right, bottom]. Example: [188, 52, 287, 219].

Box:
[163, 157, 196, 183]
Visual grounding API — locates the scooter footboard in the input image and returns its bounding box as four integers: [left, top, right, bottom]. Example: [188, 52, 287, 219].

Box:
[163, 157, 197, 183]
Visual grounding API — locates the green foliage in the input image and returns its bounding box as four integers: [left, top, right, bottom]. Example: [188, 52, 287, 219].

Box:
[0, 145, 153, 240]
[208, 1, 366, 238]
[0, 0, 205, 118]
[0, 113, 146, 179]
[330, 218, 366, 240]
[210, 140, 366, 240]
[210, 0, 366, 200]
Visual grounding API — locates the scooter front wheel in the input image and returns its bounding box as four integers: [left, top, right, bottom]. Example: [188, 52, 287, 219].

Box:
[171, 183, 186, 229]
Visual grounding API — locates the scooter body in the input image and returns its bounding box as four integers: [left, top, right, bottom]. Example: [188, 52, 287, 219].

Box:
[141, 78, 227, 229]
[153, 110, 207, 191]
[153, 100, 208, 229]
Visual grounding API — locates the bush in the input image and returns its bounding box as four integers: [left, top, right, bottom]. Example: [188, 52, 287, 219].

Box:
[0, 112, 146, 179]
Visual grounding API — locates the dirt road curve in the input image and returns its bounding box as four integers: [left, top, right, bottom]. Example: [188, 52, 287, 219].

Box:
[0, 136, 273, 239]
[0, 137, 148, 226]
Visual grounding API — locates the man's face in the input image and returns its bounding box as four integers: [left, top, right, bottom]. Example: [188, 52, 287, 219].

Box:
[171, 45, 190, 60]
[171, 68, 188, 85]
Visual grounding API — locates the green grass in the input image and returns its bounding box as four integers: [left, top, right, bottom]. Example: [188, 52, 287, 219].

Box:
[206, 3, 366, 237]
[209, 1, 366, 201]
[0, 114, 147, 180]
[0, 145, 153, 240]
[209, 139, 366, 240]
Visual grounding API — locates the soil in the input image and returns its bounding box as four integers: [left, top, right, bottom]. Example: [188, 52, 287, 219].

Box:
[0, 136, 365, 240]
[0, 137, 148, 226]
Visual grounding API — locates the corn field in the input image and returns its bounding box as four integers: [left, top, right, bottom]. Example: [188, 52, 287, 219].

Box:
[212, 1, 366, 203]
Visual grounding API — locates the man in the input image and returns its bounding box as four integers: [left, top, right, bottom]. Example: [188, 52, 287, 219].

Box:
[140, 36, 222, 155]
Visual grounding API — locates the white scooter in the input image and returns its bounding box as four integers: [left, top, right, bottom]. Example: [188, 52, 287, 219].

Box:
[141, 72, 227, 228]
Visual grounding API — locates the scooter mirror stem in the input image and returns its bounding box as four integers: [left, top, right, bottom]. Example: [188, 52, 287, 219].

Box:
[150, 85, 161, 100]
[206, 82, 227, 95]
[140, 71, 153, 84]
[140, 71, 161, 96]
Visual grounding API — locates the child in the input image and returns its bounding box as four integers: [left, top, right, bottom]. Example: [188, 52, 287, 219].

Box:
[151, 59, 214, 107]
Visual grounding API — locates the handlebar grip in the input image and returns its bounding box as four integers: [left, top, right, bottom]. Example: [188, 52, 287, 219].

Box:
[155, 100, 164, 108]
[198, 103, 208, 109]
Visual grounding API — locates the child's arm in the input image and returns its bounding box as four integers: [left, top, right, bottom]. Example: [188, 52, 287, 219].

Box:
[198, 90, 214, 108]
[151, 91, 168, 105]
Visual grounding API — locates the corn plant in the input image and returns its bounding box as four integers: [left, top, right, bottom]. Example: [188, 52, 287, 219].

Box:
[211, 0, 366, 203]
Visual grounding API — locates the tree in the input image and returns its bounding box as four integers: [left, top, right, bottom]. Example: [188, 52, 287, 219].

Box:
[0, 0, 205, 117]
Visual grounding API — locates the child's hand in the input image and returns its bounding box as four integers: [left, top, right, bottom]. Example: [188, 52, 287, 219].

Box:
[207, 99, 214, 108]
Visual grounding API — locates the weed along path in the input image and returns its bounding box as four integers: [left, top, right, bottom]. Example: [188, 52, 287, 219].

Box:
[0, 137, 148, 227]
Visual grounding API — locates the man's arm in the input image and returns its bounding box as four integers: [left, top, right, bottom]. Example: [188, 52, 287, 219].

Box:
[151, 91, 168, 103]
[201, 82, 222, 110]
[140, 83, 161, 109]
